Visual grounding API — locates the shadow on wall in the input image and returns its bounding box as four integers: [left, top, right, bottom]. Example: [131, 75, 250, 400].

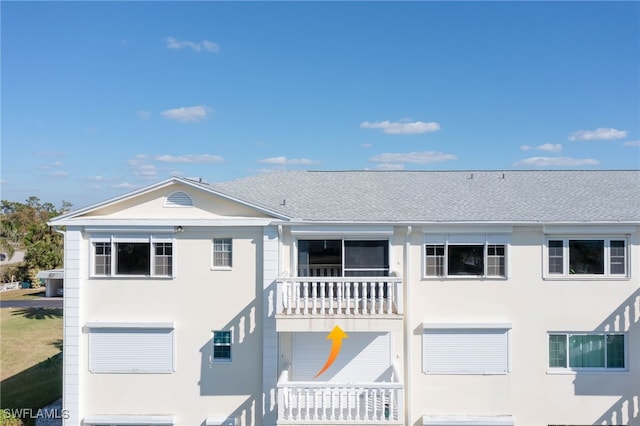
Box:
[573, 288, 640, 425]
[198, 297, 261, 425]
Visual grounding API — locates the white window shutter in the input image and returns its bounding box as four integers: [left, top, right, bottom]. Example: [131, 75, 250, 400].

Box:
[89, 327, 174, 373]
[423, 328, 509, 374]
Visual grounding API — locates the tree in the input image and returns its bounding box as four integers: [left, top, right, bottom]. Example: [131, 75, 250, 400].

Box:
[0, 198, 71, 283]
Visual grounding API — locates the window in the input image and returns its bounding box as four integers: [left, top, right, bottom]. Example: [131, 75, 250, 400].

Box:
[548, 333, 625, 370]
[94, 242, 111, 275]
[423, 325, 511, 374]
[88, 325, 175, 373]
[545, 238, 627, 277]
[91, 236, 173, 277]
[212, 331, 231, 362]
[212, 238, 232, 268]
[297, 239, 389, 277]
[424, 234, 508, 278]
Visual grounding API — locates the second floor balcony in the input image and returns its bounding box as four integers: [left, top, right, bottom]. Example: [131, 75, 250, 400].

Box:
[275, 272, 403, 318]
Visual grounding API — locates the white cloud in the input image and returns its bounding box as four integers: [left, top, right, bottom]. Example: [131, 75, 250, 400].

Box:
[623, 140, 640, 147]
[113, 182, 137, 189]
[127, 158, 157, 179]
[373, 163, 405, 170]
[160, 105, 211, 123]
[48, 171, 69, 178]
[154, 154, 224, 163]
[360, 120, 440, 135]
[568, 127, 627, 141]
[520, 143, 562, 153]
[513, 157, 600, 167]
[165, 37, 219, 52]
[137, 110, 151, 120]
[369, 151, 457, 164]
[361, 143, 372, 149]
[258, 156, 320, 165]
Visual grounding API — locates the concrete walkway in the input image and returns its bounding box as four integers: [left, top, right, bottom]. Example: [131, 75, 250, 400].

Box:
[0, 298, 63, 309]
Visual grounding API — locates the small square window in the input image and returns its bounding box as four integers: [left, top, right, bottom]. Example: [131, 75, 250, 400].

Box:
[213, 238, 232, 268]
[213, 331, 232, 362]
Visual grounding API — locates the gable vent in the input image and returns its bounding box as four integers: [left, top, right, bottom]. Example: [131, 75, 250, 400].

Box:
[164, 191, 194, 207]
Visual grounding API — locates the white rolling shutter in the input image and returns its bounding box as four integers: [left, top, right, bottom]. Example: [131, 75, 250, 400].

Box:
[423, 327, 509, 374]
[89, 327, 174, 373]
[292, 332, 391, 382]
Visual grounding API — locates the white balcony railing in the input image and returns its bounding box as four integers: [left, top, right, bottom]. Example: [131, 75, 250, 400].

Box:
[276, 274, 403, 316]
[277, 367, 404, 424]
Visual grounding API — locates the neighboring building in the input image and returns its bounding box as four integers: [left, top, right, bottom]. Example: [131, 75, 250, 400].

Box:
[36, 269, 64, 297]
[49, 170, 640, 426]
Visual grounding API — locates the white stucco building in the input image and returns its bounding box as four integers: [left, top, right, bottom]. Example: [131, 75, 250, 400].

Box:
[50, 170, 640, 426]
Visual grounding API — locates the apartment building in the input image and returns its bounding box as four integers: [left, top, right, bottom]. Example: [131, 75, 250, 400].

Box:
[50, 170, 640, 426]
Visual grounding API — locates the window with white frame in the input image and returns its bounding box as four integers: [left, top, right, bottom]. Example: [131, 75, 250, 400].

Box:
[212, 238, 232, 268]
[548, 333, 625, 370]
[545, 237, 627, 277]
[424, 234, 509, 278]
[423, 325, 511, 374]
[212, 330, 232, 362]
[297, 239, 389, 277]
[91, 236, 174, 277]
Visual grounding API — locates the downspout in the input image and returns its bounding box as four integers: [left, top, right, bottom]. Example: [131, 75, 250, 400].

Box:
[404, 225, 412, 425]
[277, 225, 283, 275]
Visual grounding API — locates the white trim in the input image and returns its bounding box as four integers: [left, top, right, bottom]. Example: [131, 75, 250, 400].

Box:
[422, 414, 514, 426]
[290, 225, 394, 237]
[85, 226, 176, 234]
[85, 322, 174, 329]
[49, 177, 291, 225]
[422, 322, 512, 329]
[84, 415, 174, 425]
[422, 225, 513, 234]
[205, 417, 236, 426]
[543, 225, 637, 235]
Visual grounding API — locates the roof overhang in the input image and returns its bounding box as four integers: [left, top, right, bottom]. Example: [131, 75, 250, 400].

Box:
[35, 269, 64, 280]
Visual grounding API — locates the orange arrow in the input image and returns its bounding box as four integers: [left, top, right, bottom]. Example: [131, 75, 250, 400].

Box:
[313, 325, 349, 379]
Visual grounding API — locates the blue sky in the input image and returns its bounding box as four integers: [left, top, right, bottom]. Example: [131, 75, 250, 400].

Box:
[2, 1, 639, 209]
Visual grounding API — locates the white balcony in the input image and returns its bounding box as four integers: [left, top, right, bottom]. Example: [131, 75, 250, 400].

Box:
[276, 273, 403, 317]
[277, 366, 404, 425]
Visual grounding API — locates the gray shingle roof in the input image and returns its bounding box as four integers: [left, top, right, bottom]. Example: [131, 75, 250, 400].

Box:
[207, 170, 640, 223]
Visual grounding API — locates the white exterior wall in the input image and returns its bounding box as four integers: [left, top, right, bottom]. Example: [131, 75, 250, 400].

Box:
[408, 225, 640, 426]
[78, 226, 265, 426]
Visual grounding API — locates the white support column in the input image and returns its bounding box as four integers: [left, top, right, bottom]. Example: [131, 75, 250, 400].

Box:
[262, 226, 279, 426]
[62, 227, 82, 426]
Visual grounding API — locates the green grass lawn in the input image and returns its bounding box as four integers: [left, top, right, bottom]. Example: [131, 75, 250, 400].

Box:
[0, 289, 46, 301]
[0, 306, 63, 425]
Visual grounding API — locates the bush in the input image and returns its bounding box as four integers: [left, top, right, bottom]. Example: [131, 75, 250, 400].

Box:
[0, 412, 25, 426]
